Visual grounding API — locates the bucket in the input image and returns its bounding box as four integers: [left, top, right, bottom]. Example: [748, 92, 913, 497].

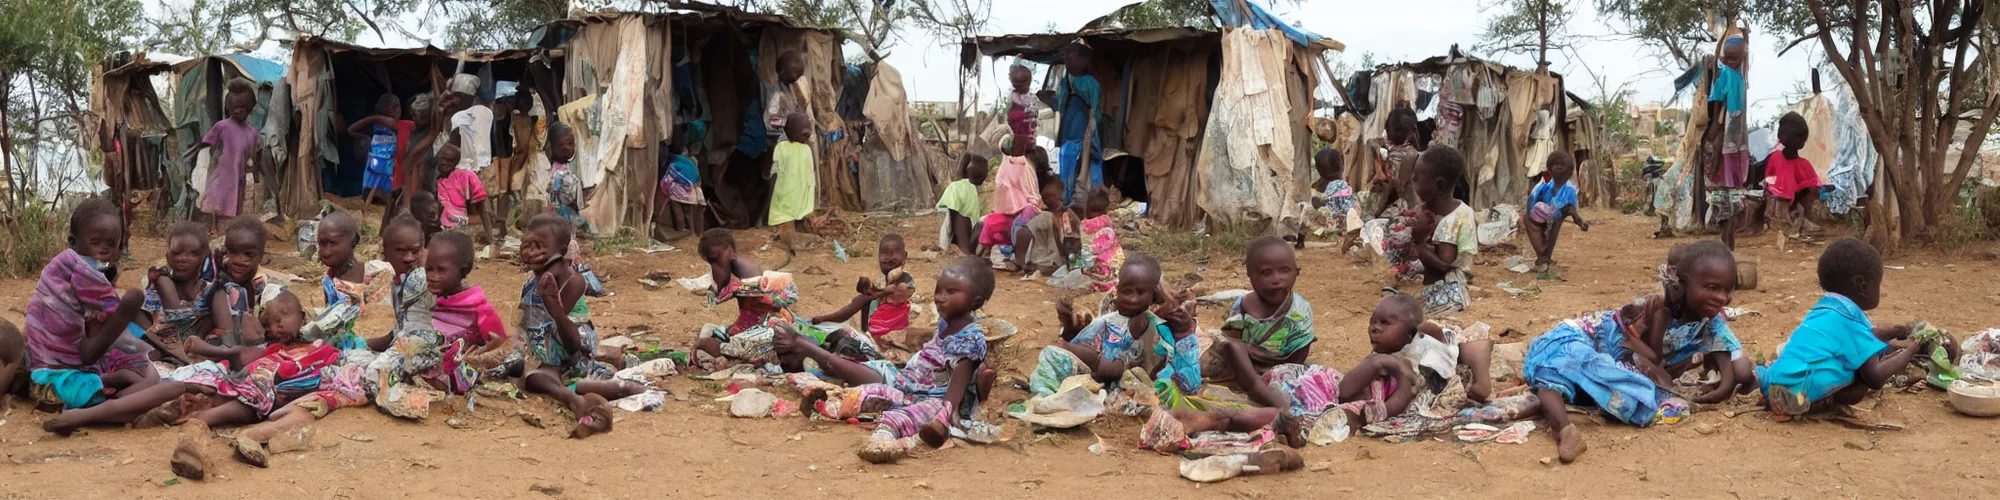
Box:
[1735, 259, 1759, 290]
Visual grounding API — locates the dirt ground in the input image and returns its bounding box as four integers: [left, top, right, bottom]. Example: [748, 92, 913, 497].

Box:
[4, 206, 2000, 499]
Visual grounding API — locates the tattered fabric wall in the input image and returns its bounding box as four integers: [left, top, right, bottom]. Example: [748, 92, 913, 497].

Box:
[561, 15, 667, 233]
[285, 49, 332, 220]
[86, 61, 180, 230]
[857, 62, 942, 211]
[1195, 28, 1317, 230]
[756, 28, 859, 212]
[1342, 62, 1564, 211]
[1119, 40, 1215, 229]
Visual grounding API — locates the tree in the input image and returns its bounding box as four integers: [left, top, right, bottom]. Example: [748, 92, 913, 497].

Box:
[438, 0, 570, 50]
[1478, 0, 1577, 71]
[1761, 0, 1998, 249]
[0, 0, 142, 205]
[1595, 0, 1734, 67]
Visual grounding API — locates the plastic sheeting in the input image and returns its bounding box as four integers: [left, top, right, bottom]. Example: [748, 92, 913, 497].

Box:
[1196, 29, 1310, 229]
[1822, 85, 1877, 214]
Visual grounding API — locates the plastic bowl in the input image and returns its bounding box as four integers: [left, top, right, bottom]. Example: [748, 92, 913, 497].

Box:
[1947, 380, 2000, 417]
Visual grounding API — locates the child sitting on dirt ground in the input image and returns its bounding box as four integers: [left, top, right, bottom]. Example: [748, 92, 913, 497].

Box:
[1653, 243, 1757, 403]
[1, 319, 25, 409]
[1522, 152, 1590, 274]
[142, 221, 215, 363]
[1382, 147, 1479, 315]
[1519, 241, 1738, 463]
[937, 154, 988, 256]
[981, 135, 1042, 268]
[311, 211, 379, 352]
[27, 199, 154, 417]
[1204, 238, 1320, 411]
[694, 228, 801, 369]
[1033, 254, 1202, 403]
[1075, 188, 1124, 292]
[776, 257, 1000, 464]
[1759, 238, 1917, 421]
[809, 234, 920, 350]
[368, 229, 509, 405]
[1762, 112, 1822, 240]
[1012, 176, 1071, 280]
[501, 215, 644, 438]
[1295, 149, 1357, 251]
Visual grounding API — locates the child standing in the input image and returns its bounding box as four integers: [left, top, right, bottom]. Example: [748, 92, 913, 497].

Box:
[505, 215, 643, 438]
[810, 234, 919, 349]
[768, 112, 816, 258]
[774, 257, 999, 463]
[1763, 112, 1822, 239]
[1523, 152, 1590, 273]
[347, 94, 402, 207]
[1705, 33, 1752, 249]
[1053, 41, 1102, 204]
[661, 140, 708, 233]
[1760, 238, 1915, 420]
[25, 199, 152, 420]
[937, 155, 988, 256]
[185, 78, 261, 233]
[546, 122, 589, 233]
[1365, 108, 1422, 219]
[1384, 147, 1479, 315]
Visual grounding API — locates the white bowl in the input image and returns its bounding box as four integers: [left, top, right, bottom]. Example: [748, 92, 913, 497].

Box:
[1947, 380, 2000, 417]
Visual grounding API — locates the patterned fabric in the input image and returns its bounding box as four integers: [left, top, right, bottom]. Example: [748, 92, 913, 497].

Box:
[24, 250, 135, 370]
[199, 276, 266, 343]
[703, 271, 802, 363]
[663, 155, 706, 205]
[1261, 363, 1389, 422]
[1221, 293, 1316, 359]
[515, 273, 611, 380]
[226, 341, 345, 416]
[1658, 311, 1741, 367]
[142, 257, 216, 342]
[1077, 215, 1124, 292]
[364, 124, 397, 191]
[1297, 180, 1357, 237]
[1523, 312, 1667, 426]
[316, 273, 375, 351]
[893, 320, 987, 399]
[1708, 65, 1750, 188]
[549, 161, 588, 230]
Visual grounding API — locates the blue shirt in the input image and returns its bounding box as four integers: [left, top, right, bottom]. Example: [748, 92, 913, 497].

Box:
[1758, 293, 1888, 402]
[1054, 74, 1101, 144]
[1529, 179, 1578, 211]
[1708, 66, 1746, 114]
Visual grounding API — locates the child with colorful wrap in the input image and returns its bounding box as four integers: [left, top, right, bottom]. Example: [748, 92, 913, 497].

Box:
[499, 215, 644, 438]
[141, 221, 215, 363]
[1031, 254, 1201, 407]
[26, 199, 153, 426]
[809, 234, 921, 350]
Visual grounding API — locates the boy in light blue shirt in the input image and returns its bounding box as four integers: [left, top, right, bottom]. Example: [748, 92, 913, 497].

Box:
[1759, 238, 1917, 420]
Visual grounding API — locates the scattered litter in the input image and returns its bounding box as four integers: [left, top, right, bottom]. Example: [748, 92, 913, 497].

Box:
[600, 336, 637, 352]
[1006, 376, 1105, 428]
[530, 482, 564, 496]
[162, 478, 181, 486]
[1454, 421, 1535, 444]
[1886, 265, 1906, 270]
[636, 278, 663, 291]
[1495, 281, 1541, 299]
[724, 388, 796, 418]
[1722, 307, 1759, 320]
[675, 274, 715, 293]
[643, 243, 677, 254]
[342, 434, 376, 442]
[802, 266, 829, 276]
[1196, 289, 1253, 306]
[833, 240, 849, 263]
[612, 391, 671, 412]
[1087, 433, 1105, 456]
[1504, 256, 1532, 274]
[615, 358, 679, 383]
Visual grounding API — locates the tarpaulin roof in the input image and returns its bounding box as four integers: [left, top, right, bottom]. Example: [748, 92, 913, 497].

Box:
[1208, 0, 1341, 51]
[960, 28, 1218, 67]
[223, 54, 286, 83]
[291, 36, 538, 62]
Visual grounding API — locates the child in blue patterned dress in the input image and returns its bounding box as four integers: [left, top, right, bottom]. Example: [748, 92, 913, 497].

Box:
[508, 214, 643, 438]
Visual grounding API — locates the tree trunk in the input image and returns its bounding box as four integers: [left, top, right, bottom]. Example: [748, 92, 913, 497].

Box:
[1535, 0, 1549, 72]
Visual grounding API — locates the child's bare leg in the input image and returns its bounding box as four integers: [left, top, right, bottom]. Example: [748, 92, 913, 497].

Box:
[1168, 407, 1281, 434]
[1523, 220, 1549, 262]
[171, 417, 214, 480]
[1219, 342, 1288, 409]
[520, 369, 589, 413]
[1337, 228, 1360, 255]
[572, 379, 645, 401]
[1458, 339, 1495, 403]
[241, 406, 316, 443]
[189, 400, 261, 429]
[692, 337, 724, 363]
[1534, 387, 1586, 463]
[43, 381, 189, 435]
[1731, 356, 1758, 395]
[231, 404, 317, 468]
[776, 328, 886, 385]
[1541, 222, 1563, 265]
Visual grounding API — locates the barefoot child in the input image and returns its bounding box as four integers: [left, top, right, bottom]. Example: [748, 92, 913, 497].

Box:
[1205, 237, 1317, 409]
[768, 112, 816, 256]
[25, 199, 152, 417]
[1763, 112, 1822, 240]
[505, 215, 642, 438]
[1075, 188, 1124, 292]
[1652, 242, 1756, 403]
[377, 231, 509, 404]
[545, 123, 590, 234]
[1296, 149, 1357, 250]
[1365, 108, 1421, 219]
[937, 154, 988, 256]
[1523, 152, 1589, 273]
[693, 229, 801, 368]
[776, 257, 998, 463]
[142, 221, 215, 363]
[310, 211, 378, 352]
[347, 93, 402, 206]
[1760, 238, 1916, 420]
[1384, 146, 1479, 315]
[1705, 33, 1753, 249]
[1518, 242, 1739, 463]
[1011, 176, 1070, 279]
[184, 78, 259, 234]
[1032, 254, 1203, 405]
[809, 234, 920, 349]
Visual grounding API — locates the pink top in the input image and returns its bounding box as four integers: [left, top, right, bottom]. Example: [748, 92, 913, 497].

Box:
[991, 155, 1040, 216]
[200, 119, 259, 218]
[437, 168, 488, 229]
[1763, 151, 1822, 200]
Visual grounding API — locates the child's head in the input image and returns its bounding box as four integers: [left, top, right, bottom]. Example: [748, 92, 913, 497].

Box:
[1313, 148, 1343, 181]
[437, 142, 462, 172]
[1720, 36, 1747, 70]
[1038, 175, 1065, 210]
[934, 256, 996, 319]
[1008, 133, 1032, 157]
[165, 221, 210, 281]
[409, 92, 435, 126]
[1113, 253, 1164, 317]
[778, 51, 806, 84]
[374, 93, 402, 120]
[1063, 41, 1093, 75]
[1668, 240, 1737, 320]
[521, 214, 573, 271]
[877, 233, 907, 274]
[316, 210, 361, 272]
[699, 228, 736, 266]
[427, 231, 476, 296]
[1243, 236, 1298, 305]
[222, 216, 267, 286]
[962, 154, 989, 186]
[1084, 187, 1111, 217]
[784, 112, 812, 143]
[446, 74, 480, 110]
[1414, 146, 1466, 205]
[1008, 63, 1032, 92]
[1027, 145, 1051, 174]
[1818, 238, 1884, 310]
[1386, 107, 1418, 146]
[68, 197, 123, 265]
[1778, 112, 1808, 154]
[260, 290, 306, 344]
[410, 190, 443, 235]
[1545, 151, 1576, 183]
[1368, 294, 1423, 354]
[225, 78, 255, 123]
[382, 215, 427, 276]
[547, 122, 576, 163]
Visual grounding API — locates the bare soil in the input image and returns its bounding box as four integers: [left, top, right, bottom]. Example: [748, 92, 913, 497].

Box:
[4, 208, 1999, 499]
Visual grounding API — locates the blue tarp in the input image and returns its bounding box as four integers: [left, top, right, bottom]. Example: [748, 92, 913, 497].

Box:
[1208, 0, 1327, 47]
[223, 54, 286, 83]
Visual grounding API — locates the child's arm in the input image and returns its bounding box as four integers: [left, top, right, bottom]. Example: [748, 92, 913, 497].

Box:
[151, 271, 188, 309]
[183, 336, 241, 361]
[78, 290, 146, 365]
[1562, 205, 1589, 230]
[809, 288, 875, 325]
[366, 333, 394, 352]
[539, 269, 588, 366]
[1691, 351, 1737, 404]
[346, 115, 389, 139]
[1414, 240, 1458, 276]
[949, 211, 976, 255]
[1857, 342, 1918, 389]
[937, 360, 978, 431]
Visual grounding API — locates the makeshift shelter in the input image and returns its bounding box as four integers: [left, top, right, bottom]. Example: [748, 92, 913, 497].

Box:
[1339, 50, 1586, 211]
[538, 2, 935, 233]
[961, 6, 1342, 230]
[86, 52, 179, 228]
[166, 54, 289, 217]
[283, 37, 540, 220]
